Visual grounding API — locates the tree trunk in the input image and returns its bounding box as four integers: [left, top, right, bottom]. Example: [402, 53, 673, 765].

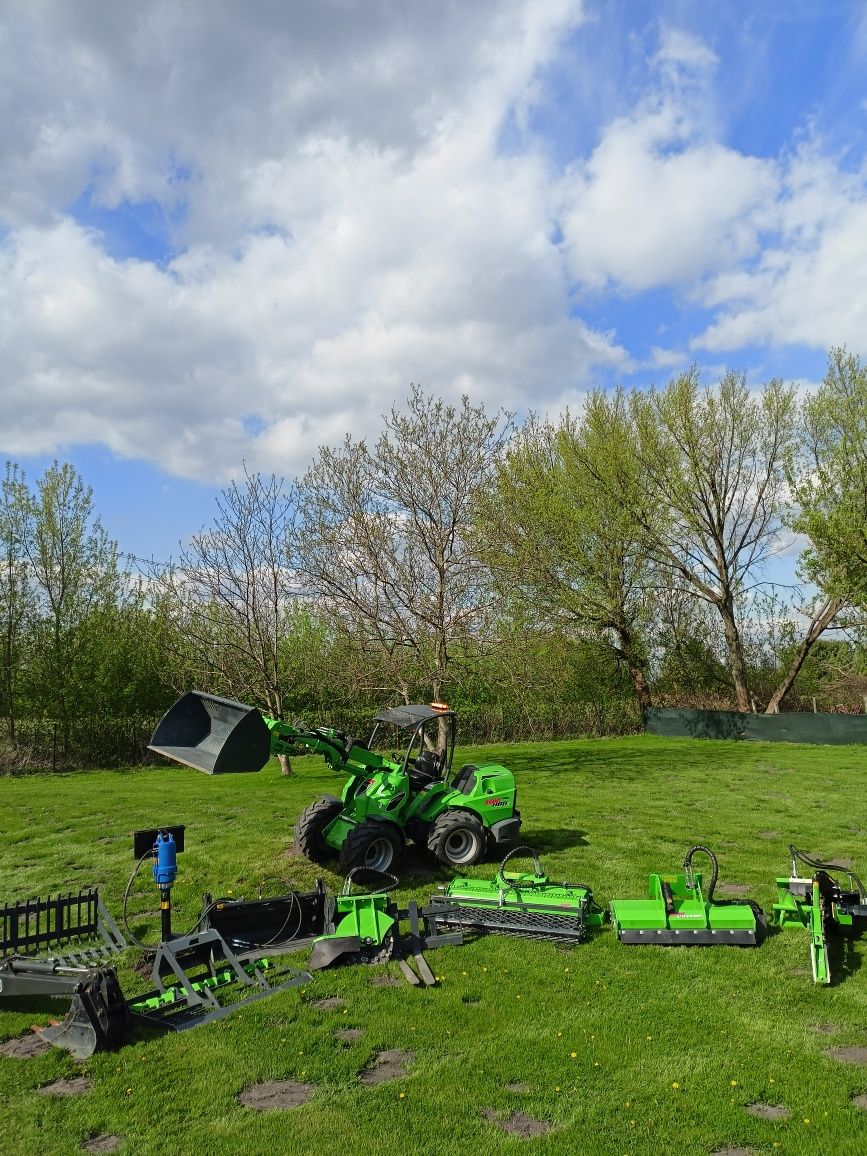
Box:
[718, 597, 751, 711]
[278, 752, 293, 777]
[764, 597, 844, 714]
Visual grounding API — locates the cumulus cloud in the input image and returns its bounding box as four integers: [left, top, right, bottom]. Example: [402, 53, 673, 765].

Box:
[0, 0, 641, 482]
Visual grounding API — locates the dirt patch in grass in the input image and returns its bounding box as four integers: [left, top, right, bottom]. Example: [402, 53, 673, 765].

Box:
[716, 883, 749, 896]
[37, 1076, 93, 1097]
[851, 1093, 867, 1110]
[811, 1022, 839, 1034]
[335, 1028, 364, 1043]
[359, 1049, 414, 1086]
[506, 1082, 529, 1094]
[0, 1032, 52, 1058]
[745, 1103, 789, 1120]
[482, 1109, 550, 1138]
[237, 1080, 314, 1110]
[711, 1149, 753, 1156]
[370, 975, 402, 987]
[757, 831, 779, 840]
[82, 1136, 124, 1153]
[826, 1046, 867, 1064]
[309, 996, 346, 1010]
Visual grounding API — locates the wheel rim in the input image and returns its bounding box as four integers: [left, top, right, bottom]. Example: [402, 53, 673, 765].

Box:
[443, 829, 478, 864]
[363, 837, 394, 871]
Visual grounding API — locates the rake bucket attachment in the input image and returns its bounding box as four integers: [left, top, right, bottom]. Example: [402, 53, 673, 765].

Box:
[149, 691, 271, 775]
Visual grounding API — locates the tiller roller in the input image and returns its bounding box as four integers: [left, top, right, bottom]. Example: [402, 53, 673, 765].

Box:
[772, 845, 867, 984]
[609, 845, 765, 946]
[426, 846, 605, 945]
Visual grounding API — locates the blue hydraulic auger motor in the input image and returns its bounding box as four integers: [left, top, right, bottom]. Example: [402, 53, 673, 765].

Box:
[133, 825, 185, 943]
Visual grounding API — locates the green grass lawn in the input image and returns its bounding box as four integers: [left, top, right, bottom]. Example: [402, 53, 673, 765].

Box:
[2, 734, 867, 1156]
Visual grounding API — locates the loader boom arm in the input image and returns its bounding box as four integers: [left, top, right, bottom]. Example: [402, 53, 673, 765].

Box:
[263, 717, 393, 775]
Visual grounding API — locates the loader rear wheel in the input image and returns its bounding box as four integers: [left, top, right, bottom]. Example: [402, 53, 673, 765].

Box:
[428, 810, 486, 868]
[339, 820, 404, 873]
[294, 797, 343, 864]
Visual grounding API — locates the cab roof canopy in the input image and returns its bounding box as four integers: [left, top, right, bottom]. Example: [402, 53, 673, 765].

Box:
[373, 704, 454, 728]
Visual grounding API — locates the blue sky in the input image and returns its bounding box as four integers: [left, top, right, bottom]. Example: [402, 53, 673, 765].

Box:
[1, 0, 866, 568]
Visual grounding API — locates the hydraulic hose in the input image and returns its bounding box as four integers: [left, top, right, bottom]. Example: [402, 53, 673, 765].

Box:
[683, 845, 718, 905]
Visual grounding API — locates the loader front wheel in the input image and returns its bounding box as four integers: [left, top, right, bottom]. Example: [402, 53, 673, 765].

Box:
[339, 820, 404, 873]
[294, 797, 343, 864]
[428, 810, 486, 868]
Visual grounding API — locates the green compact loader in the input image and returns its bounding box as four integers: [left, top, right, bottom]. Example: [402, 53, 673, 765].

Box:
[149, 693, 521, 873]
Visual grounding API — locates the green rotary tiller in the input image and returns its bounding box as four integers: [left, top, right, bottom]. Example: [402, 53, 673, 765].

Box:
[772, 845, 867, 984]
[426, 846, 605, 945]
[609, 845, 765, 946]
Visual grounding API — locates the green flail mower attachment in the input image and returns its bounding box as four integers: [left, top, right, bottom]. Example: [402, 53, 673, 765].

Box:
[772, 845, 867, 985]
[609, 845, 766, 947]
[425, 846, 605, 945]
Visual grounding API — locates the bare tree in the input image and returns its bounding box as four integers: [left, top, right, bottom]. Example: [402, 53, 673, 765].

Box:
[155, 467, 301, 774]
[629, 369, 797, 711]
[295, 386, 512, 707]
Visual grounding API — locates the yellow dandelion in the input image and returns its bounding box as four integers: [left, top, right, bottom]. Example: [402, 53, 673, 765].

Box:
[803, 1118, 810, 1125]
[730, 1080, 737, 1087]
[629, 1120, 636, 1127]
[555, 1086, 561, 1092]
[399, 1092, 406, 1099]
[769, 1078, 775, 1084]
[646, 1035, 652, 1040]
[570, 1051, 578, 1058]
[462, 970, 467, 976]
[671, 1082, 680, 1090]
[594, 1062, 600, 1068]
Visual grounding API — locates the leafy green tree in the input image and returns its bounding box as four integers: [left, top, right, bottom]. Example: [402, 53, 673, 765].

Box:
[629, 369, 797, 711]
[476, 395, 657, 707]
[762, 348, 867, 712]
[0, 463, 34, 739]
[20, 462, 130, 749]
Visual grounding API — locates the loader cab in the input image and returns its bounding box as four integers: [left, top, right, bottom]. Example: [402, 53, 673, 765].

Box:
[367, 703, 456, 792]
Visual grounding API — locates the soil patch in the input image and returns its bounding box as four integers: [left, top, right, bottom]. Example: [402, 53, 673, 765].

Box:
[335, 1028, 364, 1043]
[309, 997, 346, 1010]
[811, 1023, 839, 1035]
[716, 883, 749, 896]
[237, 1080, 314, 1111]
[758, 831, 779, 840]
[37, 1076, 93, 1097]
[506, 1082, 529, 1094]
[851, 1093, 867, 1110]
[483, 1109, 550, 1139]
[82, 1136, 124, 1153]
[711, 1149, 753, 1156]
[745, 1103, 789, 1120]
[359, 1049, 414, 1086]
[370, 975, 402, 987]
[0, 1033, 52, 1058]
[826, 1046, 867, 1064]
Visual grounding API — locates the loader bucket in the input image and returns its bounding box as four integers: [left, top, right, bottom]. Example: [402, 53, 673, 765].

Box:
[149, 692, 270, 775]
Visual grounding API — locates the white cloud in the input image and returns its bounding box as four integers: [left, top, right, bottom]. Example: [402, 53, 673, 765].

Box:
[0, 0, 639, 482]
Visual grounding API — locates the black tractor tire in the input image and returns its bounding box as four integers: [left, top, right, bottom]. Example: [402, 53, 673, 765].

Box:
[339, 820, 404, 874]
[427, 809, 486, 868]
[294, 797, 343, 864]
